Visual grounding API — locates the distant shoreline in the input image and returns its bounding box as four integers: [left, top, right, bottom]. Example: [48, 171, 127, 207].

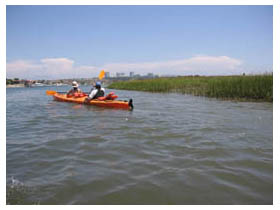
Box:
[6, 84, 25, 88]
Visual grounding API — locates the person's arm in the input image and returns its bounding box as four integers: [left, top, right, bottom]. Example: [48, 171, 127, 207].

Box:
[67, 89, 73, 95]
[84, 88, 94, 103]
[88, 89, 98, 100]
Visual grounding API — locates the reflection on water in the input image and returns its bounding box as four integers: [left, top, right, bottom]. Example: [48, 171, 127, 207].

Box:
[6, 86, 272, 204]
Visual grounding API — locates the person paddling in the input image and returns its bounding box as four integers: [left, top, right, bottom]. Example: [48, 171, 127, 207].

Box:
[84, 81, 105, 102]
[67, 81, 82, 96]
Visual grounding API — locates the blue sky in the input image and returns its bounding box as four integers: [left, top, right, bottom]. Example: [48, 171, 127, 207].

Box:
[6, 5, 272, 79]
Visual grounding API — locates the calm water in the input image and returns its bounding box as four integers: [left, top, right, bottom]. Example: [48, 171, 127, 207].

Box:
[6, 86, 273, 204]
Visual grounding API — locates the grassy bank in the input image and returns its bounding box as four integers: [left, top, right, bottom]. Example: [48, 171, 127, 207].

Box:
[108, 74, 273, 102]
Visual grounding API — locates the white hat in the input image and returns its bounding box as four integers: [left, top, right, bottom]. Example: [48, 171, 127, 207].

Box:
[72, 81, 78, 88]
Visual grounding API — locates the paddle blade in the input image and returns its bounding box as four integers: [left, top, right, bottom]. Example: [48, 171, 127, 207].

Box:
[46, 90, 57, 95]
[98, 70, 105, 80]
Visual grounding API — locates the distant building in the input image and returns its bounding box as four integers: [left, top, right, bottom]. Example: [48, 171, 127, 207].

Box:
[147, 73, 154, 78]
[129, 72, 134, 77]
[24, 80, 33, 87]
[116, 72, 126, 77]
[105, 72, 110, 78]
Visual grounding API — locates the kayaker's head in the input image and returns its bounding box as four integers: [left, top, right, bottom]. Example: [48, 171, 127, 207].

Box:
[95, 81, 101, 89]
[72, 81, 79, 89]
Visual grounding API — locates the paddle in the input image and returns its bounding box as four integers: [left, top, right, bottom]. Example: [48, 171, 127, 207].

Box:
[46, 90, 58, 95]
[46, 90, 90, 96]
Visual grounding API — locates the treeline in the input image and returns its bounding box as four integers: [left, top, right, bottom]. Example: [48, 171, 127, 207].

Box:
[6, 78, 21, 85]
[108, 74, 273, 102]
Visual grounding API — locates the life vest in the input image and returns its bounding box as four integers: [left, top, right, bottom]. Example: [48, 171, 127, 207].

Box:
[73, 92, 87, 98]
[67, 89, 84, 98]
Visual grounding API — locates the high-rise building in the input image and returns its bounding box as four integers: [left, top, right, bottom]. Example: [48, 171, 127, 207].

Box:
[129, 72, 134, 77]
[116, 72, 125, 77]
[105, 72, 110, 78]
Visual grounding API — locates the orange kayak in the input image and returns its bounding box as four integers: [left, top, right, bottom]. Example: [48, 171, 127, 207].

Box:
[53, 93, 133, 110]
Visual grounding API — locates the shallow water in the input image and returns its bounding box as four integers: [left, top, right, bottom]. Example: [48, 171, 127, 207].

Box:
[6, 86, 272, 204]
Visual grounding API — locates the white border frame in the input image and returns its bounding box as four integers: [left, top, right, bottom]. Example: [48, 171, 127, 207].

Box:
[2, 0, 278, 208]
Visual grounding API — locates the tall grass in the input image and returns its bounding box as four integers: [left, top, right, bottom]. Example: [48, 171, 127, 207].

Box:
[108, 74, 273, 102]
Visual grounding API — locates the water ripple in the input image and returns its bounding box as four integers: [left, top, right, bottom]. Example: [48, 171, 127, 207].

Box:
[6, 87, 272, 204]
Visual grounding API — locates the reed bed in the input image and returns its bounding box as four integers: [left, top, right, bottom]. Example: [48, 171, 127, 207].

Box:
[108, 74, 273, 102]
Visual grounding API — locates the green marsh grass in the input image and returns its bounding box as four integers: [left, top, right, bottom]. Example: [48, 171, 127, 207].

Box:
[108, 74, 273, 102]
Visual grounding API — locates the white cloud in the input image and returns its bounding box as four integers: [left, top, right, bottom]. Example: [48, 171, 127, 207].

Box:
[6, 58, 100, 79]
[75, 65, 100, 78]
[6, 55, 245, 79]
[6, 60, 42, 79]
[41, 58, 74, 70]
[102, 55, 243, 76]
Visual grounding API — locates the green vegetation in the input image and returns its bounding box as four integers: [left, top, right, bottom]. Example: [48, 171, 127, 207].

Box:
[108, 74, 273, 102]
[6, 78, 20, 85]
